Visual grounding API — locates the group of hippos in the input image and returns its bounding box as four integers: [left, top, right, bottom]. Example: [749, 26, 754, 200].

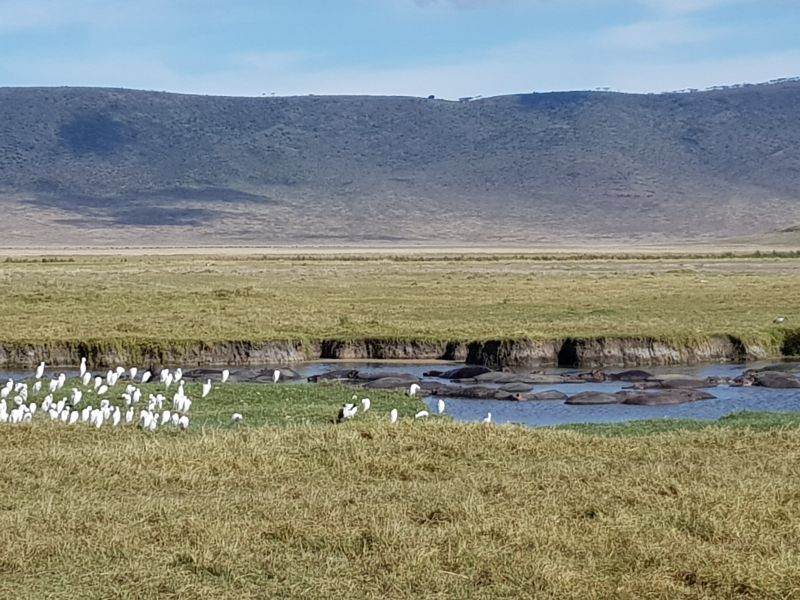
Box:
[182, 363, 800, 407]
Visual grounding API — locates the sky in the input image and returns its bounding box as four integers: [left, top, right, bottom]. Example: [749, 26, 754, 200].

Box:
[0, 0, 797, 98]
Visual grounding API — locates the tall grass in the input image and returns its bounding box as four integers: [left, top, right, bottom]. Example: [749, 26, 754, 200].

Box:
[0, 254, 797, 347]
[1, 420, 799, 598]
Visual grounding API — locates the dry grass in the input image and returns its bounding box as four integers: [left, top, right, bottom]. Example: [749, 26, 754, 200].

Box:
[2, 420, 800, 599]
[0, 254, 798, 346]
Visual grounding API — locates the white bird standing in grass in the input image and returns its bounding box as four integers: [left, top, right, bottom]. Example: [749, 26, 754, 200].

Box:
[774, 316, 786, 325]
[33, 381, 42, 394]
[178, 415, 189, 430]
[273, 369, 281, 383]
[437, 399, 446, 415]
[408, 383, 421, 397]
[97, 384, 109, 396]
[337, 403, 358, 422]
[79, 357, 87, 377]
[389, 408, 398, 424]
[141, 370, 152, 384]
[482, 412, 492, 424]
[129, 367, 138, 381]
[361, 397, 371, 412]
[35, 362, 45, 380]
[93, 376, 102, 391]
[82, 372, 92, 387]
[221, 369, 230, 383]
[230, 413, 243, 424]
[202, 379, 212, 398]
[415, 410, 429, 419]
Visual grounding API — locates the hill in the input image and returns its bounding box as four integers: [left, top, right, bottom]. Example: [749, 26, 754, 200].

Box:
[1, 82, 799, 248]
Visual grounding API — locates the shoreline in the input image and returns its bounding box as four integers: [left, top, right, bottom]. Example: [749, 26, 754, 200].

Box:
[1, 333, 796, 369]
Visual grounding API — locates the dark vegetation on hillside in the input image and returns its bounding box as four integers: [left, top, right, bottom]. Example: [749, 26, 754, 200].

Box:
[0, 81, 798, 245]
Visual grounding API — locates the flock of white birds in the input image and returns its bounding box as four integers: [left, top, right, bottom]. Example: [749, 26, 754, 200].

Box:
[0, 357, 236, 430]
[1, 358, 493, 428]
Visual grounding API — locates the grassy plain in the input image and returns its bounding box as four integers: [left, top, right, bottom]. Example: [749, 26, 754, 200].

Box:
[2, 408, 800, 599]
[0, 253, 798, 347]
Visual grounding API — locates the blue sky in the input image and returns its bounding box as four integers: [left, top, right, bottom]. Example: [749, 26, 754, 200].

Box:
[0, 0, 797, 98]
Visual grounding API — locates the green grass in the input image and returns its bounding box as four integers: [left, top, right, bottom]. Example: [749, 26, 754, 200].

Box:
[0, 254, 797, 349]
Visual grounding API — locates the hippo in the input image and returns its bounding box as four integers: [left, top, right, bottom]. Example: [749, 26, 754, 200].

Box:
[749, 371, 800, 389]
[607, 369, 654, 382]
[565, 392, 622, 405]
[620, 388, 715, 406]
[307, 369, 360, 383]
[362, 377, 420, 390]
[428, 366, 494, 380]
[500, 383, 535, 393]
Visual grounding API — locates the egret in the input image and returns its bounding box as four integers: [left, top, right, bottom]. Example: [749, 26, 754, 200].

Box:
[170, 413, 179, 427]
[148, 414, 159, 432]
[414, 410, 429, 419]
[35, 362, 45, 380]
[112, 407, 121, 427]
[79, 357, 87, 377]
[482, 412, 492, 424]
[71, 389, 82, 406]
[273, 369, 281, 384]
[408, 383, 421, 397]
[337, 403, 358, 422]
[202, 379, 212, 398]
[32, 381, 42, 394]
[141, 370, 152, 384]
[178, 415, 189, 430]
[164, 372, 174, 390]
[97, 384, 109, 396]
[48, 408, 59, 421]
[48, 379, 58, 393]
[115, 366, 125, 377]
[138, 410, 153, 430]
[81, 405, 92, 423]
[389, 408, 398, 424]
[221, 369, 230, 383]
[60, 409, 70, 423]
[230, 413, 243, 424]
[56, 398, 66, 414]
[174, 368, 183, 382]
[774, 316, 786, 325]
[161, 409, 171, 426]
[125, 407, 134, 424]
[29, 402, 37, 416]
[82, 372, 92, 387]
[93, 376, 102, 390]
[68, 411, 79, 425]
[361, 397, 371, 412]
[129, 367, 138, 381]
[437, 399, 446, 415]
[57, 373, 66, 390]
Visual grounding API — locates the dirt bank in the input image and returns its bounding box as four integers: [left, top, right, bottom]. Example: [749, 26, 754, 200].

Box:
[0, 333, 794, 369]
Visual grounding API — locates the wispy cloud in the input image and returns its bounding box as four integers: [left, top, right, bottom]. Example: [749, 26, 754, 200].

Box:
[600, 18, 731, 50]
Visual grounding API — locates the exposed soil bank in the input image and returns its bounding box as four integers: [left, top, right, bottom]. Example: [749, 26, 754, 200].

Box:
[0, 333, 794, 369]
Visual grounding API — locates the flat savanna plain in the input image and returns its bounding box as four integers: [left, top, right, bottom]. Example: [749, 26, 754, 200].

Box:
[0, 252, 798, 344]
[3, 253, 800, 599]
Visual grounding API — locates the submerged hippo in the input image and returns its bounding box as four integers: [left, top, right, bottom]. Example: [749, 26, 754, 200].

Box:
[362, 377, 421, 390]
[565, 391, 622, 405]
[620, 388, 715, 406]
[607, 369, 654, 382]
[307, 369, 360, 383]
[749, 371, 800, 389]
[530, 390, 569, 401]
[424, 366, 494, 380]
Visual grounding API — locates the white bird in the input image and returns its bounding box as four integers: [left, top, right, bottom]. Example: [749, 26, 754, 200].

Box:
[337, 403, 358, 422]
[230, 413, 243, 424]
[361, 397, 371, 412]
[159, 368, 169, 383]
[170, 413, 180, 427]
[389, 408, 398, 424]
[115, 366, 125, 377]
[29, 402, 37, 416]
[178, 415, 189, 430]
[129, 367, 138, 381]
[32, 380, 42, 394]
[35, 362, 45, 380]
[93, 376, 102, 390]
[81, 405, 92, 423]
[60, 408, 70, 423]
[79, 357, 87, 377]
[174, 368, 183, 383]
[68, 411, 79, 425]
[71, 389, 83, 406]
[482, 412, 492, 424]
[82, 372, 92, 387]
[97, 384, 109, 396]
[437, 399, 446, 415]
[202, 379, 212, 398]
[138, 410, 153, 429]
[56, 398, 66, 414]
[164, 372, 174, 390]
[774, 316, 786, 325]
[414, 410, 429, 419]
[125, 407, 134, 424]
[273, 369, 281, 383]
[161, 409, 171, 426]
[221, 369, 230, 383]
[141, 370, 152, 384]
[112, 407, 121, 427]
[148, 414, 159, 432]
[48, 379, 58, 393]
[408, 383, 421, 397]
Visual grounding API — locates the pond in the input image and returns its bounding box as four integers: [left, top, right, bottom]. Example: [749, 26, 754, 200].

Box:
[3, 360, 799, 428]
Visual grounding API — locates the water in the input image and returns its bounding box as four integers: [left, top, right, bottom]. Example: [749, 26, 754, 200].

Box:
[4, 360, 799, 428]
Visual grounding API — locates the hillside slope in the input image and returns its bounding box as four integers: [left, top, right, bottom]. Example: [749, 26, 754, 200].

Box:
[0, 82, 799, 247]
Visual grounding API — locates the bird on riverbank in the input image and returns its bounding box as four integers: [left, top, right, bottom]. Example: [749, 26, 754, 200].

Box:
[231, 413, 243, 424]
[482, 412, 492, 424]
[408, 383, 421, 397]
[437, 399, 445, 415]
[389, 408, 398, 424]
[202, 379, 212, 398]
[337, 403, 358, 423]
[774, 316, 786, 325]
[361, 397, 371, 412]
[273, 369, 281, 383]
[221, 369, 230, 383]
[415, 410, 429, 419]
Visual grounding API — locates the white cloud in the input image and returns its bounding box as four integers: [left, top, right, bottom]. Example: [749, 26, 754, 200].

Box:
[600, 18, 730, 50]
